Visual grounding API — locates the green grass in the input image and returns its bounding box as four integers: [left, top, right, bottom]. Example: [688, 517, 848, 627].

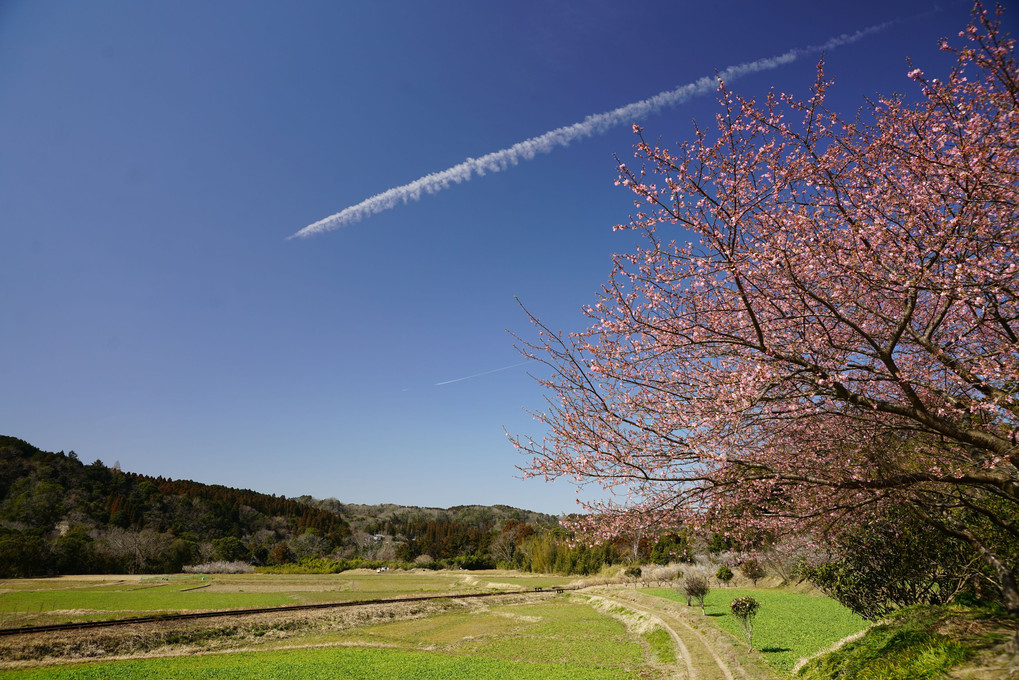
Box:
[0, 571, 492, 625]
[0, 645, 632, 679]
[643, 627, 676, 664]
[322, 599, 647, 671]
[0, 574, 666, 678]
[0, 595, 655, 680]
[459, 601, 645, 668]
[649, 587, 868, 673]
[796, 604, 1008, 680]
[0, 587, 295, 615]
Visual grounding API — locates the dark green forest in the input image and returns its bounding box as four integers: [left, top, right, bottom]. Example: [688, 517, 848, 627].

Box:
[0, 436, 637, 577]
[0, 436, 354, 575]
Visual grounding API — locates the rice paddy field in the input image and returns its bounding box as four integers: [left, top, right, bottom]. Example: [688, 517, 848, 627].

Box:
[0, 645, 632, 680]
[0, 570, 576, 628]
[0, 571, 881, 679]
[0, 573, 668, 680]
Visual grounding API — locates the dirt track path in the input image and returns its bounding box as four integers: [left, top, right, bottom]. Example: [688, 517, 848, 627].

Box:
[594, 589, 779, 680]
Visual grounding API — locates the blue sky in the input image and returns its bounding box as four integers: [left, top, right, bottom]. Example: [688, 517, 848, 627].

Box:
[1, 1, 1000, 515]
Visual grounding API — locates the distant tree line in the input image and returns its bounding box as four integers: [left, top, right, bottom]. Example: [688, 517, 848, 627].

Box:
[0, 435, 701, 579]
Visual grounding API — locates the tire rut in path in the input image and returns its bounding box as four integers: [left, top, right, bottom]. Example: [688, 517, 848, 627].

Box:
[594, 592, 736, 680]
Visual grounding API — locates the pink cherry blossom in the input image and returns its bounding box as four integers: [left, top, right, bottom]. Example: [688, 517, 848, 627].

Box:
[514, 2, 1019, 613]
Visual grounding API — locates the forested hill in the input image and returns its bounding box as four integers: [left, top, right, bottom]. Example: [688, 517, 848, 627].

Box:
[0, 435, 353, 576]
[0, 436, 562, 577]
[299, 498, 556, 534]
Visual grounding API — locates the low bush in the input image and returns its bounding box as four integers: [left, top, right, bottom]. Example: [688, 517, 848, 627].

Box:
[730, 596, 760, 650]
[182, 561, 253, 574]
[739, 559, 765, 586]
[256, 557, 397, 574]
[797, 510, 986, 621]
[683, 575, 710, 615]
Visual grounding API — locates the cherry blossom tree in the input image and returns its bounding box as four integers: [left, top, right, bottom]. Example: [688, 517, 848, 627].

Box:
[515, 4, 1019, 612]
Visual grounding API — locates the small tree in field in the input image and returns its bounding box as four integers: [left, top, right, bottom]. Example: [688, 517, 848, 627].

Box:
[684, 574, 711, 614]
[515, 3, 1019, 616]
[739, 558, 766, 587]
[730, 596, 760, 650]
[716, 564, 734, 587]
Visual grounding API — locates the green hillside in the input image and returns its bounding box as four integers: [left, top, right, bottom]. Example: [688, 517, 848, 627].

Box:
[0, 436, 568, 577]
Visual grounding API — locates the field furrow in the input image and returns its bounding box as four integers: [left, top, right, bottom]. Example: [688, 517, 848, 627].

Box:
[595, 589, 780, 680]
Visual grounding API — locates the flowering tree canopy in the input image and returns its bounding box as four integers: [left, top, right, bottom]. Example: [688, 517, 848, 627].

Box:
[515, 5, 1019, 610]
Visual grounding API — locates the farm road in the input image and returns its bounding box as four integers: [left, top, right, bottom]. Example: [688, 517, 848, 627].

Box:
[594, 590, 779, 680]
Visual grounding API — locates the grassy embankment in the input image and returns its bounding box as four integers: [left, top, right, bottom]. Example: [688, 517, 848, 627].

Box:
[650, 586, 1016, 679]
[796, 603, 1015, 680]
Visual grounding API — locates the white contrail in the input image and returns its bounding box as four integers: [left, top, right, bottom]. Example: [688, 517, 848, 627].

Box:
[291, 20, 896, 239]
[435, 361, 530, 386]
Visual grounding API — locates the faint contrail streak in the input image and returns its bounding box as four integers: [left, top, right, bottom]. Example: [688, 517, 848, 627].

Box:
[435, 361, 530, 386]
[292, 20, 897, 239]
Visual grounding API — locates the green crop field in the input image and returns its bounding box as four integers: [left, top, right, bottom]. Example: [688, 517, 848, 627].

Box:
[0, 583, 295, 623]
[0, 595, 664, 680]
[1, 572, 883, 679]
[0, 645, 629, 680]
[325, 600, 646, 667]
[649, 587, 868, 673]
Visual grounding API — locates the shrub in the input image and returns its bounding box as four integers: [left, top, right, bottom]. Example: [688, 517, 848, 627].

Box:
[644, 564, 680, 586]
[255, 557, 398, 574]
[183, 560, 253, 574]
[716, 564, 734, 586]
[684, 575, 710, 614]
[739, 558, 765, 586]
[730, 596, 760, 650]
[449, 553, 495, 570]
[798, 510, 985, 620]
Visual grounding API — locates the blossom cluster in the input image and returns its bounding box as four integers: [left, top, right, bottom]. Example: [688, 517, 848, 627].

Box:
[513, 4, 1019, 589]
